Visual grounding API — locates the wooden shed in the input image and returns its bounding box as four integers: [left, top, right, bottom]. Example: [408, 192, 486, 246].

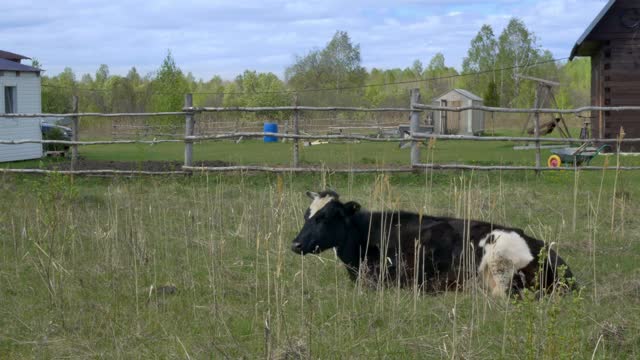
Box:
[570, 0, 640, 151]
[432, 89, 484, 135]
[0, 50, 43, 162]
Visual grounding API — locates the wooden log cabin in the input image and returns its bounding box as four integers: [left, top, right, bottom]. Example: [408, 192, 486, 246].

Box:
[570, 0, 640, 151]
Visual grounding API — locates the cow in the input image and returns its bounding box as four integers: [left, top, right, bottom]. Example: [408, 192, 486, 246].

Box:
[290, 190, 576, 298]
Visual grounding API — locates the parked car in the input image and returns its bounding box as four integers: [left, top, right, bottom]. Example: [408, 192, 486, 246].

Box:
[41, 122, 73, 153]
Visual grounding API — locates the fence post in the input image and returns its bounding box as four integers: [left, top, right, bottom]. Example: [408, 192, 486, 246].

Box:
[184, 93, 194, 168]
[71, 95, 79, 170]
[534, 110, 541, 170]
[293, 95, 300, 167]
[410, 88, 421, 166]
[533, 88, 541, 173]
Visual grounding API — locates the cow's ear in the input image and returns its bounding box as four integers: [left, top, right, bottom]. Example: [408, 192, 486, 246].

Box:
[327, 187, 340, 199]
[306, 191, 319, 199]
[344, 201, 361, 216]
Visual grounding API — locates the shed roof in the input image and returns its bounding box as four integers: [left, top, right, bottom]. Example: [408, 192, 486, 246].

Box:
[569, 0, 616, 60]
[0, 58, 41, 73]
[435, 88, 483, 101]
[0, 50, 31, 62]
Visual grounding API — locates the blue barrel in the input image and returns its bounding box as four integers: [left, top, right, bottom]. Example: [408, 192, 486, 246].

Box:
[263, 122, 278, 143]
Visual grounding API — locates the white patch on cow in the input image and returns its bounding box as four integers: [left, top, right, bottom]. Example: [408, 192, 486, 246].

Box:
[478, 230, 534, 297]
[308, 195, 334, 218]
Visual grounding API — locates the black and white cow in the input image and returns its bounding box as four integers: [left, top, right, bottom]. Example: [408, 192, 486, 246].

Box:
[291, 190, 575, 297]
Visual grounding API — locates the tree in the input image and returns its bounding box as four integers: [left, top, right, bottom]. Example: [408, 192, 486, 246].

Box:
[461, 24, 498, 97]
[285, 30, 366, 105]
[410, 60, 423, 80]
[243, 72, 287, 105]
[320, 31, 367, 90]
[195, 75, 226, 107]
[496, 18, 541, 107]
[228, 70, 289, 120]
[108, 76, 137, 112]
[519, 50, 561, 108]
[150, 50, 190, 114]
[222, 81, 243, 108]
[423, 53, 459, 99]
[95, 64, 109, 87]
[125, 67, 154, 112]
[31, 58, 42, 69]
[556, 58, 590, 108]
[483, 80, 499, 107]
[42, 67, 77, 113]
[126, 67, 142, 87]
[427, 53, 446, 71]
[90, 64, 110, 112]
[363, 66, 420, 107]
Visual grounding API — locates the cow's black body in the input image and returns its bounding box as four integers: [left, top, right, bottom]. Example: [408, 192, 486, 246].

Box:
[292, 191, 575, 295]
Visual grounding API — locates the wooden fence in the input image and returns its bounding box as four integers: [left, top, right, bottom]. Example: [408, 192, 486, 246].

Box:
[2, 90, 640, 175]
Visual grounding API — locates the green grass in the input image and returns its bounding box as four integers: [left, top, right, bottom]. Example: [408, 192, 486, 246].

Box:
[1, 126, 639, 358]
[78, 139, 640, 167]
[1, 169, 639, 358]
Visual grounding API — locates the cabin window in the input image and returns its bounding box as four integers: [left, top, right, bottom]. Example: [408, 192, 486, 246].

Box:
[4, 86, 17, 113]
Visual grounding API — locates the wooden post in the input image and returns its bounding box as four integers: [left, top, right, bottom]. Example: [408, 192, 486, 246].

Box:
[283, 120, 289, 143]
[491, 112, 495, 136]
[71, 95, 79, 170]
[410, 88, 421, 166]
[293, 95, 300, 167]
[184, 94, 194, 167]
[534, 111, 541, 169]
[533, 86, 541, 172]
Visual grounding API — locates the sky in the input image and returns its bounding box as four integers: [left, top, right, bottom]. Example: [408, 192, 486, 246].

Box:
[4, 0, 608, 81]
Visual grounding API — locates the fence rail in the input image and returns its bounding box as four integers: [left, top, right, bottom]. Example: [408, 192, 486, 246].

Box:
[413, 164, 640, 171]
[0, 168, 187, 175]
[1, 139, 182, 145]
[2, 90, 639, 176]
[3, 133, 639, 146]
[413, 104, 640, 114]
[182, 165, 416, 173]
[187, 106, 415, 113]
[2, 111, 190, 118]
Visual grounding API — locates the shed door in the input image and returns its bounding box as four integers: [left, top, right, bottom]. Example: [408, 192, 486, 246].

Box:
[447, 101, 462, 134]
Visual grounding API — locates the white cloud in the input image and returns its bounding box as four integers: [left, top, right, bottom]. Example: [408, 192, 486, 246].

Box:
[3, 0, 610, 80]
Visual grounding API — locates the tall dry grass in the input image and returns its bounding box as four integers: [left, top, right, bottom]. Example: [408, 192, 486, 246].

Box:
[0, 166, 639, 358]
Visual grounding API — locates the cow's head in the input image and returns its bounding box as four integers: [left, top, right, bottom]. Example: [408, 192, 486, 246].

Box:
[291, 190, 361, 254]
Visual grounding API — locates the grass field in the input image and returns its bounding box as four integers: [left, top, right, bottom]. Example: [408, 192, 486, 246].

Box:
[6, 135, 640, 170]
[1, 138, 640, 358]
[78, 139, 611, 167]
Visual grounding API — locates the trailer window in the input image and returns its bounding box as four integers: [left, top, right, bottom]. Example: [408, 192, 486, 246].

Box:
[4, 86, 17, 113]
